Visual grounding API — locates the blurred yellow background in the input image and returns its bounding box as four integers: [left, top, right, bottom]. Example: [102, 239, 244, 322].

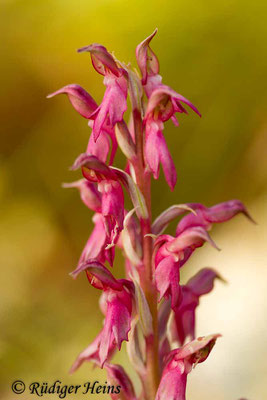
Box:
[0, 0, 266, 399]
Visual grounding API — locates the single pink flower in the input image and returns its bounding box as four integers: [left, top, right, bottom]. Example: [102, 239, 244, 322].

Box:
[156, 334, 220, 400]
[154, 228, 219, 308]
[143, 85, 201, 190]
[136, 31, 200, 190]
[170, 268, 223, 346]
[136, 30, 201, 117]
[47, 84, 117, 164]
[145, 85, 201, 125]
[72, 154, 125, 247]
[47, 84, 97, 118]
[176, 200, 255, 235]
[78, 44, 128, 141]
[70, 261, 134, 367]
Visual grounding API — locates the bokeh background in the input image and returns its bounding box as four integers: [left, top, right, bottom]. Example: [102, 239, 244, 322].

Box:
[1, 0, 267, 399]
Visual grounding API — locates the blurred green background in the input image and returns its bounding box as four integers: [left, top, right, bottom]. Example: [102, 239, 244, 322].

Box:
[1, 0, 266, 399]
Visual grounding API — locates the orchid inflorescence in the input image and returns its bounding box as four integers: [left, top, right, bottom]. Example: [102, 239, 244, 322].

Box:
[48, 29, 253, 400]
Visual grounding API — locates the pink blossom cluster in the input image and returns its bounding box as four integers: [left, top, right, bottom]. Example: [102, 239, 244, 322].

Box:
[49, 30, 253, 400]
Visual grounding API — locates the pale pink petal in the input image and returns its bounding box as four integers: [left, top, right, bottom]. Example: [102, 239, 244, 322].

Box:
[136, 29, 159, 85]
[47, 84, 97, 118]
[62, 179, 101, 213]
[78, 43, 121, 77]
[155, 256, 181, 308]
[145, 121, 177, 190]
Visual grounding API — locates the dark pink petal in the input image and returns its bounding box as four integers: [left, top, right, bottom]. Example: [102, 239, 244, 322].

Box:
[136, 29, 159, 85]
[98, 180, 124, 246]
[145, 85, 201, 121]
[157, 335, 220, 399]
[47, 84, 97, 118]
[204, 199, 255, 224]
[145, 122, 160, 179]
[62, 179, 102, 212]
[155, 360, 187, 400]
[154, 234, 173, 267]
[71, 153, 117, 182]
[70, 286, 133, 370]
[171, 287, 198, 346]
[166, 226, 220, 254]
[78, 43, 121, 77]
[87, 131, 111, 163]
[90, 75, 128, 140]
[155, 256, 182, 308]
[154, 228, 219, 309]
[145, 120, 177, 190]
[175, 204, 207, 234]
[99, 294, 132, 366]
[70, 260, 123, 291]
[176, 200, 254, 235]
[77, 213, 114, 266]
[187, 267, 223, 297]
[105, 364, 137, 400]
[171, 269, 222, 345]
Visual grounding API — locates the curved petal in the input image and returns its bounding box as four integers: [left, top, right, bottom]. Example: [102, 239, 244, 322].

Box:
[70, 260, 123, 291]
[78, 43, 121, 77]
[136, 29, 159, 85]
[47, 84, 97, 118]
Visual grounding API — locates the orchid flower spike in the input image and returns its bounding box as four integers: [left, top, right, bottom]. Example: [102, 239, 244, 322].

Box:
[50, 31, 253, 400]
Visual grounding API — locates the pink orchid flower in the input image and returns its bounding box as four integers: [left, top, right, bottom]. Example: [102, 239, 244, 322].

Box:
[78, 44, 128, 141]
[70, 261, 134, 367]
[47, 84, 117, 164]
[176, 200, 255, 235]
[171, 268, 223, 346]
[156, 334, 220, 400]
[51, 31, 253, 400]
[154, 227, 219, 308]
[136, 30, 200, 190]
[72, 154, 125, 247]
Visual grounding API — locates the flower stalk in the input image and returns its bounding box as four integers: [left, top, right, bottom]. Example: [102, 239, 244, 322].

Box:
[48, 29, 253, 400]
